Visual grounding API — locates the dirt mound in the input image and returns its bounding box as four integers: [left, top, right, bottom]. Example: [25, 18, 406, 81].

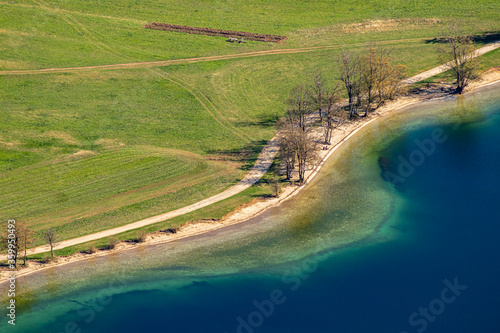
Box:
[342, 18, 441, 33]
[144, 22, 287, 43]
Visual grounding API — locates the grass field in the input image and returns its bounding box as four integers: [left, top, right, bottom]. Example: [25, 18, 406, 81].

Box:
[0, 0, 498, 251]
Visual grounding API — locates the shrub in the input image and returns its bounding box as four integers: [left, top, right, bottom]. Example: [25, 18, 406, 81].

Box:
[161, 228, 178, 234]
[108, 236, 119, 249]
[41, 256, 52, 264]
[87, 244, 97, 254]
[135, 230, 148, 243]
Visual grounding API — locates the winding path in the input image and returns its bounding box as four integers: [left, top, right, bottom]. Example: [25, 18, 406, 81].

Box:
[1, 40, 499, 260]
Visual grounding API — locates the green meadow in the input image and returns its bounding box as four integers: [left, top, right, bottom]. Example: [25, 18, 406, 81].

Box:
[0, 0, 498, 251]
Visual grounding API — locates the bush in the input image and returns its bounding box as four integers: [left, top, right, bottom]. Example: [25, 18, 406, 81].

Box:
[40, 256, 52, 264]
[108, 236, 119, 249]
[161, 228, 178, 234]
[87, 244, 97, 254]
[135, 230, 148, 243]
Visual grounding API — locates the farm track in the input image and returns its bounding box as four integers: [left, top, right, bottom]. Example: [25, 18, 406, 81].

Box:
[0, 38, 429, 76]
[150, 69, 253, 142]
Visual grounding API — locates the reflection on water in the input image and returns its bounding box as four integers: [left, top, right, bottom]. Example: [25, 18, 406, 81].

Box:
[2, 83, 500, 331]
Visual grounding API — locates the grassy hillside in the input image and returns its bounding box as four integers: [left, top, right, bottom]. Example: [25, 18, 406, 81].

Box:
[0, 0, 498, 248]
[1, 0, 498, 69]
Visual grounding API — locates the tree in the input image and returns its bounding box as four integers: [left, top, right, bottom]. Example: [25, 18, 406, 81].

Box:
[311, 72, 325, 123]
[359, 47, 408, 116]
[287, 84, 313, 131]
[359, 47, 381, 116]
[294, 129, 317, 183]
[18, 222, 35, 266]
[0, 222, 19, 269]
[278, 116, 299, 180]
[440, 32, 480, 94]
[338, 50, 361, 119]
[278, 106, 317, 183]
[322, 84, 343, 144]
[268, 175, 281, 197]
[44, 229, 57, 258]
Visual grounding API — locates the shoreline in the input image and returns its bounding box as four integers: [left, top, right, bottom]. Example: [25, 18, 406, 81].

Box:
[1, 68, 499, 282]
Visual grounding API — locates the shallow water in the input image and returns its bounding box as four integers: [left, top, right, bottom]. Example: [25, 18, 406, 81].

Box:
[2, 84, 500, 332]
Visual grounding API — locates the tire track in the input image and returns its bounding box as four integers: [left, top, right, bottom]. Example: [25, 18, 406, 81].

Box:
[0, 38, 428, 76]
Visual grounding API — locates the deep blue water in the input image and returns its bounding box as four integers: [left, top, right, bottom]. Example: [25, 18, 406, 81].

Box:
[5, 95, 500, 333]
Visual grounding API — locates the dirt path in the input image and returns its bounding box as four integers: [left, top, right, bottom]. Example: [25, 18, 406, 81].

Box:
[0, 38, 428, 76]
[403, 40, 500, 84]
[1, 41, 498, 261]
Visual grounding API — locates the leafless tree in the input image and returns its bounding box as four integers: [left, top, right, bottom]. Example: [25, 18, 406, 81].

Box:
[0, 223, 19, 268]
[278, 119, 297, 180]
[439, 29, 480, 94]
[18, 222, 35, 266]
[44, 229, 57, 258]
[278, 112, 317, 183]
[323, 84, 343, 144]
[359, 47, 379, 116]
[295, 129, 317, 183]
[359, 47, 408, 115]
[338, 50, 361, 119]
[311, 72, 325, 123]
[287, 84, 313, 131]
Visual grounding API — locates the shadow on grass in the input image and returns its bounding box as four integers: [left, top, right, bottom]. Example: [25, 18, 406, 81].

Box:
[425, 32, 500, 45]
[207, 139, 269, 171]
[233, 112, 282, 128]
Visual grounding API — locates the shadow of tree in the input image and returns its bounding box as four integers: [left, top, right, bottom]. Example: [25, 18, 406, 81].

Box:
[425, 32, 500, 45]
[233, 112, 282, 128]
[207, 139, 269, 171]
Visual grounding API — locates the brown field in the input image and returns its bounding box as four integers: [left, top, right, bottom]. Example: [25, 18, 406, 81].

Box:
[144, 22, 287, 43]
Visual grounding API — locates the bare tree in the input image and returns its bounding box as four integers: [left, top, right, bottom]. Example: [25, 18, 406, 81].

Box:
[338, 50, 361, 119]
[278, 111, 317, 183]
[268, 175, 281, 197]
[278, 117, 298, 180]
[295, 129, 317, 184]
[287, 84, 313, 131]
[44, 229, 57, 258]
[359, 47, 378, 116]
[18, 222, 35, 266]
[359, 47, 408, 116]
[0, 223, 19, 269]
[439, 30, 480, 94]
[311, 72, 325, 123]
[323, 84, 343, 144]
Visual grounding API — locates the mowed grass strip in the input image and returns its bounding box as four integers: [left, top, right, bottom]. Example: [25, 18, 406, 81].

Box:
[0, 145, 240, 244]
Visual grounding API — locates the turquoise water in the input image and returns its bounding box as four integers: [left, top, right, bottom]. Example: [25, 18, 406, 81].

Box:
[2, 84, 500, 332]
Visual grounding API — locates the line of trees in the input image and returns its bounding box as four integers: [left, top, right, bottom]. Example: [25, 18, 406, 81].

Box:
[1, 223, 58, 268]
[278, 85, 318, 183]
[337, 47, 408, 119]
[278, 47, 408, 184]
[277, 32, 480, 184]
